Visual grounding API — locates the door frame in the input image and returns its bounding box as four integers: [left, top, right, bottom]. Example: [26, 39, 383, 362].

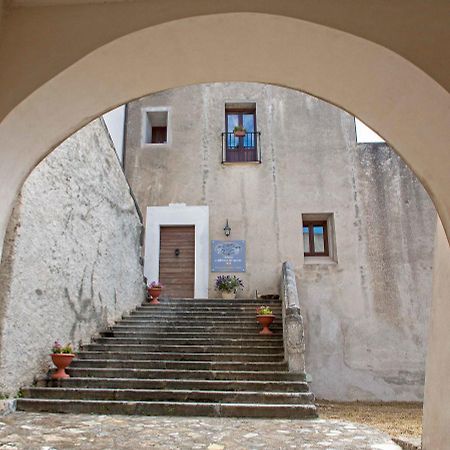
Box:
[144, 204, 209, 298]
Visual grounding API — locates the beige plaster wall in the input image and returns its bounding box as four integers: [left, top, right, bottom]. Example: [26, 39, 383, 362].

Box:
[0, 12, 449, 271]
[0, 2, 447, 443]
[125, 83, 435, 401]
[422, 220, 450, 449]
[0, 119, 145, 396]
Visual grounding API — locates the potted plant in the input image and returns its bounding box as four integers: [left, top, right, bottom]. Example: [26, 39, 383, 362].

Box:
[215, 275, 244, 299]
[148, 280, 164, 304]
[50, 341, 75, 379]
[256, 305, 275, 335]
[233, 125, 246, 137]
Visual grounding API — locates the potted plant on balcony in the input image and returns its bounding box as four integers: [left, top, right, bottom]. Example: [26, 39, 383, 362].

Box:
[215, 275, 244, 299]
[147, 280, 164, 304]
[233, 125, 246, 137]
[256, 305, 275, 335]
[50, 341, 75, 379]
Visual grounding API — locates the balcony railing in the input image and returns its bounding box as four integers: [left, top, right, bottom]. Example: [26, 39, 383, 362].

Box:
[221, 131, 261, 163]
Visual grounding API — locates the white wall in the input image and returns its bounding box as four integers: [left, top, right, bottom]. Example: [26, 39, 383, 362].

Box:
[144, 204, 209, 298]
[103, 105, 126, 163]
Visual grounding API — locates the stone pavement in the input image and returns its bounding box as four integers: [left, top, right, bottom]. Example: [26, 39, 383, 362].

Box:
[0, 412, 401, 449]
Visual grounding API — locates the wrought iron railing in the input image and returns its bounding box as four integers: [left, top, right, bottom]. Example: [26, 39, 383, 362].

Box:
[221, 131, 261, 163]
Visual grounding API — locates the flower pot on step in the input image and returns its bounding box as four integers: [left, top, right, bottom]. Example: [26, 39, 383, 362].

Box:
[257, 314, 275, 335]
[221, 291, 236, 300]
[50, 353, 75, 379]
[148, 287, 162, 304]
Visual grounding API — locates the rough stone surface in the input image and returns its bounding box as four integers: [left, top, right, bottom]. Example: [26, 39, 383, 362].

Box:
[0, 412, 401, 449]
[281, 261, 306, 373]
[0, 119, 145, 397]
[124, 83, 435, 401]
[392, 436, 421, 450]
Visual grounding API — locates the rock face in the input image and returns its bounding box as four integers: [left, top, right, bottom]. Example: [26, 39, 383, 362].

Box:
[0, 119, 145, 397]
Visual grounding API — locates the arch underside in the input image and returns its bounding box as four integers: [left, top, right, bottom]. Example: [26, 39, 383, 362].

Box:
[0, 12, 449, 258]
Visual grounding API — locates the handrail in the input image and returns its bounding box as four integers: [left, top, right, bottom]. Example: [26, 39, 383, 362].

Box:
[280, 261, 306, 373]
[221, 131, 261, 163]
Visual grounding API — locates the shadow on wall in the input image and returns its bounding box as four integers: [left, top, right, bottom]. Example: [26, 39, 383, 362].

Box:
[0, 118, 145, 397]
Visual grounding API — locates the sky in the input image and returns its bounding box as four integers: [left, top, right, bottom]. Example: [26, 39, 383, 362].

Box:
[354, 118, 384, 143]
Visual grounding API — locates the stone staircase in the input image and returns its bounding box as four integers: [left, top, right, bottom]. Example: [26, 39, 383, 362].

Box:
[17, 298, 317, 418]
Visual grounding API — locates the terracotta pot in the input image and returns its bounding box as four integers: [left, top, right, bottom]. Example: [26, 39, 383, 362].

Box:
[50, 353, 75, 379]
[234, 130, 246, 137]
[148, 287, 162, 304]
[256, 314, 275, 335]
[221, 291, 236, 300]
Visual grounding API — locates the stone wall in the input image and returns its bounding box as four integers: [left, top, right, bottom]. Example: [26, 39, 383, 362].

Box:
[0, 119, 145, 396]
[124, 83, 435, 400]
[300, 142, 435, 401]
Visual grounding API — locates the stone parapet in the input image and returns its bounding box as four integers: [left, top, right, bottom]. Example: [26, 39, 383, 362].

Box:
[281, 261, 306, 373]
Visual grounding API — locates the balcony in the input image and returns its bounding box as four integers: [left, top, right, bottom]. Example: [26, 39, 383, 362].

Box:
[221, 131, 261, 164]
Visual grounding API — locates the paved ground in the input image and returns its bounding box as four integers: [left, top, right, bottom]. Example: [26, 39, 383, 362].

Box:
[0, 412, 401, 449]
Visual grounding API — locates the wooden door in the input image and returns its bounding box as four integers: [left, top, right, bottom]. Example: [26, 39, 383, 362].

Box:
[159, 226, 195, 298]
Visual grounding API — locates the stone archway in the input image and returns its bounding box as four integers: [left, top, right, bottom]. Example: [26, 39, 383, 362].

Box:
[0, 14, 449, 255]
[0, 11, 449, 448]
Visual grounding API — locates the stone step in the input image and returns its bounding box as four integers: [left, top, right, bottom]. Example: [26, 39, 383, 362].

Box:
[76, 351, 285, 362]
[66, 368, 305, 381]
[140, 299, 281, 305]
[107, 324, 283, 336]
[21, 387, 314, 405]
[125, 313, 281, 320]
[138, 306, 280, 311]
[131, 306, 282, 312]
[101, 331, 283, 339]
[70, 359, 288, 371]
[46, 377, 311, 392]
[16, 398, 317, 419]
[117, 319, 281, 326]
[92, 337, 283, 346]
[83, 344, 283, 354]
[132, 306, 282, 313]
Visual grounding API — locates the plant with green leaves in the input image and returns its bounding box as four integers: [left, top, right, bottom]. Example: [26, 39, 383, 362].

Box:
[215, 275, 244, 293]
[256, 305, 273, 316]
[51, 340, 74, 354]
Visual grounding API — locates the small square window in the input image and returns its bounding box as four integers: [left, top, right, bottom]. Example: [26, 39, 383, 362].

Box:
[144, 110, 168, 144]
[302, 213, 337, 263]
[303, 221, 329, 257]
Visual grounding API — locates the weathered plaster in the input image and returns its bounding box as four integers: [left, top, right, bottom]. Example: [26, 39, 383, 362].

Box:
[281, 262, 306, 374]
[0, 119, 145, 396]
[125, 83, 435, 401]
[422, 220, 450, 449]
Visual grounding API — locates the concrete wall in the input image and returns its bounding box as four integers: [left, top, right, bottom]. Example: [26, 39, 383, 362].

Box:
[125, 83, 435, 401]
[0, 118, 145, 396]
[422, 219, 450, 449]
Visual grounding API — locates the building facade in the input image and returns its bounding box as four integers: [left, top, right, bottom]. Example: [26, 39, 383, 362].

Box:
[124, 83, 435, 401]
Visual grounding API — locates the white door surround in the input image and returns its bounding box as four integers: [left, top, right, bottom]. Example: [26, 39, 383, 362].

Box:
[144, 204, 209, 298]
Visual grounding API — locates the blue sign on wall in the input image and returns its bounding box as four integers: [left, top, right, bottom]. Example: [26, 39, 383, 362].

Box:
[211, 240, 246, 272]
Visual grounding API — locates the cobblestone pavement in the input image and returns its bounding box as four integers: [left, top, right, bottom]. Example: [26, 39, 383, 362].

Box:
[0, 412, 401, 449]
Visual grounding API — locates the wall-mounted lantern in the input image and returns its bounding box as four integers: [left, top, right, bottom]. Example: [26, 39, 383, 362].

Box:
[224, 219, 231, 237]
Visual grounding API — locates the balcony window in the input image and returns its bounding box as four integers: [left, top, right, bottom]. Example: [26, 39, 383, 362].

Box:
[222, 104, 260, 163]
